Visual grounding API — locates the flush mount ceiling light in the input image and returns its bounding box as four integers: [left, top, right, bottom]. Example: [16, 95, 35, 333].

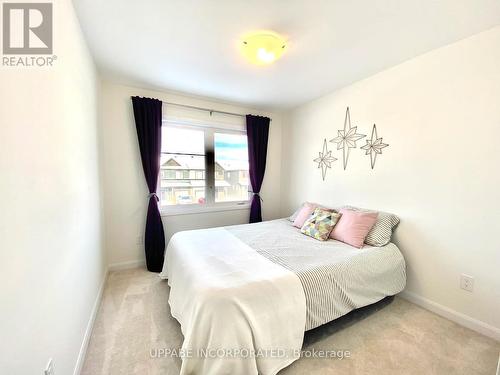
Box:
[241, 31, 287, 66]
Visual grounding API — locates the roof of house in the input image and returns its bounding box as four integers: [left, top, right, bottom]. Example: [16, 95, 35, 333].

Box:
[161, 155, 248, 171]
[160, 180, 231, 188]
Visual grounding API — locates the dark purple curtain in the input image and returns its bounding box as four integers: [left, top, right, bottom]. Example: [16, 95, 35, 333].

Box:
[131, 96, 165, 272]
[246, 115, 270, 223]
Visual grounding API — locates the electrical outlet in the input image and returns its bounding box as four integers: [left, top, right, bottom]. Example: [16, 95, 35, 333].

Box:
[136, 235, 144, 245]
[44, 358, 54, 375]
[460, 274, 474, 292]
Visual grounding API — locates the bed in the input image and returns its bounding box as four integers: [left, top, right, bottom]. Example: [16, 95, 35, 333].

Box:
[160, 218, 406, 375]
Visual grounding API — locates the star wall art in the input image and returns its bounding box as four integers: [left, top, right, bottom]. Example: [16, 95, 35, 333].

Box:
[361, 124, 389, 169]
[313, 139, 337, 181]
[330, 107, 366, 170]
[312, 107, 391, 180]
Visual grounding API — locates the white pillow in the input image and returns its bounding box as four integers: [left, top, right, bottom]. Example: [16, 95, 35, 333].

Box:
[289, 203, 305, 222]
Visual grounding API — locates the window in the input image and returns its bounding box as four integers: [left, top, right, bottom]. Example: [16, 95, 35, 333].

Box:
[159, 126, 205, 207]
[214, 133, 250, 203]
[159, 122, 250, 212]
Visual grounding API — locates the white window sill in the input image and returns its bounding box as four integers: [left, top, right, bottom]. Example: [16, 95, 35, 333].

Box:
[160, 202, 251, 217]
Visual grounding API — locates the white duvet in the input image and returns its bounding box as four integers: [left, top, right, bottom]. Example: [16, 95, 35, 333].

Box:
[159, 227, 306, 375]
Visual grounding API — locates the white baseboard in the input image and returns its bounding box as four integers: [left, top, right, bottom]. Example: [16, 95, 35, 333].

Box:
[73, 268, 109, 375]
[400, 290, 500, 342]
[108, 259, 146, 271]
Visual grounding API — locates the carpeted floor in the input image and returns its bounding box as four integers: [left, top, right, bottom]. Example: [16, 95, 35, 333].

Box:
[82, 268, 499, 375]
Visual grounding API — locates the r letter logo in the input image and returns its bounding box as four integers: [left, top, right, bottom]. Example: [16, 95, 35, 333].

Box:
[3, 3, 53, 54]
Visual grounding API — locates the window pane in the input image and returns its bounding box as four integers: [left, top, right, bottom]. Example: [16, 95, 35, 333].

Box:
[214, 133, 250, 202]
[159, 154, 206, 206]
[160, 126, 206, 206]
[162, 126, 204, 154]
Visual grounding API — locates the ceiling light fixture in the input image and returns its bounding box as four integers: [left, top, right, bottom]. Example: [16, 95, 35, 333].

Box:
[241, 31, 287, 66]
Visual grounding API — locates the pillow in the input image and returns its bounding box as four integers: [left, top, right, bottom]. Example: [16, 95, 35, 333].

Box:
[289, 202, 333, 223]
[301, 208, 342, 241]
[343, 205, 400, 246]
[293, 202, 317, 228]
[330, 209, 378, 248]
[289, 204, 305, 222]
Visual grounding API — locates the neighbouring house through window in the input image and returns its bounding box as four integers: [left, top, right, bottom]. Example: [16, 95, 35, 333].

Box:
[159, 119, 250, 212]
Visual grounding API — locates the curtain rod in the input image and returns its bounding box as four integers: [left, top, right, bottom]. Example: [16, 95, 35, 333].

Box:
[161, 100, 271, 121]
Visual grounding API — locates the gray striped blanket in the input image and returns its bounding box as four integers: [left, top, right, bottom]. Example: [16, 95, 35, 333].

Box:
[227, 219, 406, 330]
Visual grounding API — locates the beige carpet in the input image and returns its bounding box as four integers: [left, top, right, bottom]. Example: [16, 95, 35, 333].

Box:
[82, 268, 499, 375]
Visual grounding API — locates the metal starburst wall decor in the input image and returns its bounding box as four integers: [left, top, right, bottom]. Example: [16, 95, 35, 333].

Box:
[330, 107, 365, 170]
[313, 139, 337, 181]
[312, 107, 390, 180]
[361, 124, 389, 169]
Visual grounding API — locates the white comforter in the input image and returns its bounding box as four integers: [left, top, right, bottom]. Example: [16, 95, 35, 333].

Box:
[159, 227, 306, 375]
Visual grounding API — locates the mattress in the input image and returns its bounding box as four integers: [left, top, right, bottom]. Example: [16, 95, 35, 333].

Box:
[227, 218, 406, 330]
[160, 218, 406, 374]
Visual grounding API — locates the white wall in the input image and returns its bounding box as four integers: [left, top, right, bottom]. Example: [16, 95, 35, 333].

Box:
[281, 27, 500, 334]
[0, 1, 105, 374]
[100, 82, 283, 266]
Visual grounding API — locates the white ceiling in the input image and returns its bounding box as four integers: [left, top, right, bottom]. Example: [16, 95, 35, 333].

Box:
[73, 0, 500, 109]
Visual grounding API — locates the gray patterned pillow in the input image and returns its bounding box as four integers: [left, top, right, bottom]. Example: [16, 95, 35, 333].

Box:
[301, 208, 342, 241]
[342, 206, 400, 246]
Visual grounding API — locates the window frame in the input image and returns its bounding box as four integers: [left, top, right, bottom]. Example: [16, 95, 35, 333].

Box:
[159, 119, 251, 216]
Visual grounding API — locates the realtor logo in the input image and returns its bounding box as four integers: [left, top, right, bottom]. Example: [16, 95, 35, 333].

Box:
[2, 2, 53, 54]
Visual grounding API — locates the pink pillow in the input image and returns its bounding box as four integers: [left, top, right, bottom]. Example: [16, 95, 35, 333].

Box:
[293, 203, 317, 228]
[330, 209, 378, 248]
